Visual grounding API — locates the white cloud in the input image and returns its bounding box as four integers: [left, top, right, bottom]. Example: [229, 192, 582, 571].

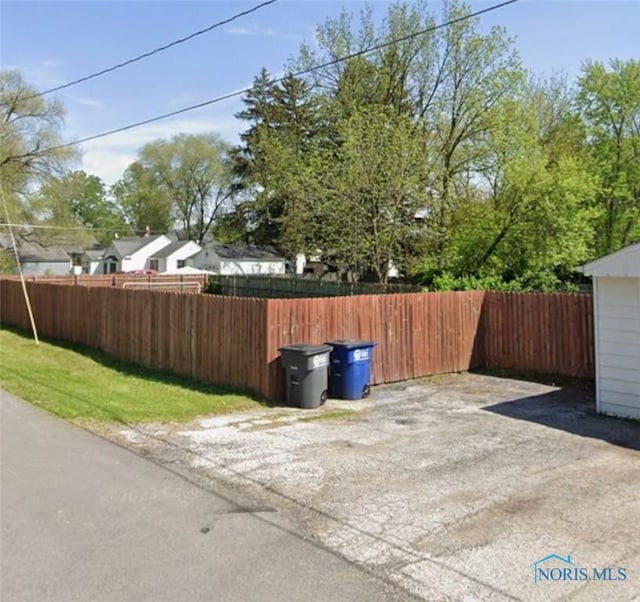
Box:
[79, 103, 244, 186]
[81, 147, 134, 188]
[42, 59, 63, 69]
[74, 97, 106, 110]
[226, 24, 303, 42]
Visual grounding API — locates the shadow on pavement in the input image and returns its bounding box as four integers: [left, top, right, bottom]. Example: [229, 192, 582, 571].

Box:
[483, 388, 640, 452]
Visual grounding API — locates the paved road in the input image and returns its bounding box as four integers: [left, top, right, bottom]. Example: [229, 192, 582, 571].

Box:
[0, 391, 399, 602]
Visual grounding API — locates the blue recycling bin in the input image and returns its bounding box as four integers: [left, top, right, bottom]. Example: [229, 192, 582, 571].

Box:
[326, 340, 376, 400]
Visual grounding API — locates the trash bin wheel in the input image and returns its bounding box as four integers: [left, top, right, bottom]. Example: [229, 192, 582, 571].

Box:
[320, 390, 328, 405]
[362, 384, 371, 398]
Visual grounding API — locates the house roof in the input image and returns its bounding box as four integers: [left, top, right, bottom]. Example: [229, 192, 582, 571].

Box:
[150, 240, 199, 259]
[1, 234, 104, 263]
[112, 235, 166, 258]
[83, 249, 104, 260]
[0, 235, 71, 262]
[580, 243, 640, 278]
[14, 241, 70, 262]
[211, 244, 283, 261]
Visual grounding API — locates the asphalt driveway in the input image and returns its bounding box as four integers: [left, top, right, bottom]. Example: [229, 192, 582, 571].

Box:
[108, 373, 640, 601]
[0, 390, 401, 602]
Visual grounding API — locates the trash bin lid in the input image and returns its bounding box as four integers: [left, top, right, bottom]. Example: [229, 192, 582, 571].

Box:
[279, 343, 332, 356]
[325, 339, 376, 350]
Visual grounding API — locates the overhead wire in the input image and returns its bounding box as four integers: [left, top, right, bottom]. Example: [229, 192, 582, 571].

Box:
[20, 0, 281, 101]
[1, 223, 130, 232]
[0, 222, 165, 235]
[21, 0, 521, 157]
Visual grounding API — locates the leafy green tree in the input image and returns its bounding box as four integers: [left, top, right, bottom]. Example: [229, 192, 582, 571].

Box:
[577, 59, 640, 254]
[0, 70, 76, 231]
[227, 1, 636, 290]
[298, 106, 429, 282]
[33, 171, 129, 246]
[422, 1, 524, 264]
[293, 1, 524, 273]
[111, 162, 173, 235]
[137, 133, 234, 243]
[421, 81, 597, 287]
[113, 134, 234, 242]
[232, 70, 326, 248]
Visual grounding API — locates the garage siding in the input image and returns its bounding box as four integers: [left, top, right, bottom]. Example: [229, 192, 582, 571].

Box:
[595, 277, 640, 419]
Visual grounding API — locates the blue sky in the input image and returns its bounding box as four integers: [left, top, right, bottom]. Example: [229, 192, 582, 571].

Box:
[2, 0, 638, 185]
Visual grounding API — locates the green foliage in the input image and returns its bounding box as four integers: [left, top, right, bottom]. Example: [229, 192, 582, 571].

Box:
[111, 161, 173, 234]
[0, 70, 77, 242]
[225, 4, 640, 289]
[421, 271, 580, 293]
[231, 70, 327, 248]
[33, 171, 130, 246]
[113, 134, 234, 243]
[0, 70, 76, 189]
[577, 59, 640, 254]
[0, 249, 16, 274]
[306, 105, 430, 282]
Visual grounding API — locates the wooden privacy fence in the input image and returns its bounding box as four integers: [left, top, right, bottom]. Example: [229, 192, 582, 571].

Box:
[0, 281, 270, 396]
[2, 274, 207, 292]
[484, 292, 594, 379]
[207, 274, 421, 298]
[0, 280, 594, 401]
[264, 292, 486, 400]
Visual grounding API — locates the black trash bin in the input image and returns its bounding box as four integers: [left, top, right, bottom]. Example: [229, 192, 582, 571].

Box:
[279, 344, 332, 409]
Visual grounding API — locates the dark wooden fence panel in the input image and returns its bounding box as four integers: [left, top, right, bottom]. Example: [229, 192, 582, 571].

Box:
[208, 274, 420, 298]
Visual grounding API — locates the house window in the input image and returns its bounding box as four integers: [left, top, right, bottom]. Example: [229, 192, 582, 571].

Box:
[149, 259, 159, 271]
[177, 259, 186, 269]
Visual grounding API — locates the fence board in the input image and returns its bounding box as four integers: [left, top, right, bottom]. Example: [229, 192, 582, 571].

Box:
[483, 292, 594, 378]
[0, 281, 269, 398]
[262, 291, 487, 400]
[208, 274, 420, 298]
[0, 280, 594, 402]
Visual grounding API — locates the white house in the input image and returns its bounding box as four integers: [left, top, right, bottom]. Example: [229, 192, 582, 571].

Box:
[76, 249, 103, 275]
[581, 243, 640, 419]
[148, 240, 201, 274]
[190, 244, 286, 275]
[100, 234, 172, 274]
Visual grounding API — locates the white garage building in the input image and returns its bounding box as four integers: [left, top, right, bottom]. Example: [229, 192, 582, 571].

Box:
[582, 243, 640, 419]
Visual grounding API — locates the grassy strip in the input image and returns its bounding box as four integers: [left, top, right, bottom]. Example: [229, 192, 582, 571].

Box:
[0, 327, 261, 423]
[299, 408, 358, 422]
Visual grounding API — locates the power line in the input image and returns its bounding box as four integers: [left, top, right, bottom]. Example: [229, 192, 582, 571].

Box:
[28, 0, 521, 156]
[22, 0, 280, 101]
[0, 222, 120, 232]
[0, 222, 165, 234]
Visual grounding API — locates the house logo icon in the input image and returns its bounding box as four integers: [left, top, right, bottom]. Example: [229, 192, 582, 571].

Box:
[529, 553, 628, 584]
[529, 554, 578, 584]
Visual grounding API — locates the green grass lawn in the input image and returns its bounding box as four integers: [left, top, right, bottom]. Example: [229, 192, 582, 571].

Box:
[0, 327, 262, 423]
